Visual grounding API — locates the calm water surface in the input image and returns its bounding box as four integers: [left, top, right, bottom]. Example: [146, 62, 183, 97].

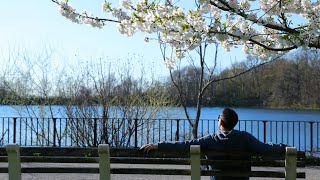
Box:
[0, 105, 319, 121]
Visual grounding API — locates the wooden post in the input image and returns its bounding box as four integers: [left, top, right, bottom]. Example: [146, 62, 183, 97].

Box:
[190, 145, 201, 180]
[98, 144, 110, 180]
[285, 147, 297, 180]
[6, 144, 21, 180]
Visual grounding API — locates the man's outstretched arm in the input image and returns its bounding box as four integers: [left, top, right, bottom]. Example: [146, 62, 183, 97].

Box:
[141, 134, 213, 152]
[245, 132, 287, 155]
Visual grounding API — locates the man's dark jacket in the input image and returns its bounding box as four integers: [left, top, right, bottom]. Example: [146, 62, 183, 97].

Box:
[158, 129, 286, 180]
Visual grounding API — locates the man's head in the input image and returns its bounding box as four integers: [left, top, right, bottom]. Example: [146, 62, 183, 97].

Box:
[219, 108, 238, 131]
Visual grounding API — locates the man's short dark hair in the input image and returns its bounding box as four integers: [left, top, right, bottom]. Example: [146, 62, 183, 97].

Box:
[221, 108, 238, 130]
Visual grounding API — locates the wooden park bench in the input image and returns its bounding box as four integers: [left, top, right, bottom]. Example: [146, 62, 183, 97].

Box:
[0, 144, 305, 179]
[99, 144, 306, 179]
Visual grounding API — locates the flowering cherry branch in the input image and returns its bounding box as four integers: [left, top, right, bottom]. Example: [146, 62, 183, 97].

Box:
[52, 0, 320, 68]
[209, 0, 320, 49]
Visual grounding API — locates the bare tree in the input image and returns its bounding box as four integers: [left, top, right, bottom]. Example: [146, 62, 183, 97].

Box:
[58, 57, 174, 147]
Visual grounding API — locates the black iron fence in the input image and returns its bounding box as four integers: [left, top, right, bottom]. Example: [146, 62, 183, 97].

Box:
[0, 117, 319, 153]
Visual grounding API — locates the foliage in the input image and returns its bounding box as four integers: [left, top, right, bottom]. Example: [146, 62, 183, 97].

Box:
[166, 49, 320, 108]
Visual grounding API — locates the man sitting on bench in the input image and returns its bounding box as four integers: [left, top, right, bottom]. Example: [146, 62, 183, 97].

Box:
[141, 108, 287, 180]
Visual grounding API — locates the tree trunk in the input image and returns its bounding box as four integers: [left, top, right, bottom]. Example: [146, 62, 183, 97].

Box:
[192, 96, 202, 139]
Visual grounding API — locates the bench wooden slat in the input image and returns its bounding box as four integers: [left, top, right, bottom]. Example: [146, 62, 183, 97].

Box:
[0, 147, 99, 157]
[111, 149, 190, 158]
[0, 167, 8, 173]
[0, 147, 306, 158]
[109, 157, 306, 167]
[203, 159, 305, 167]
[250, 160, 305, 167]
[111, 157, 190, 165]
[20, 156, 99, 163]
[110, 168, 307, 179]
[201, 170, 306, 178]
[0, 166, 306, 179]
[297, 172, 306, 178]
[202, 170, 306, 178]
[205, 151, 306, 160]
[0, 156, 7, 162]
[202, 170, 280, 177]
[22, 167, 99, 173]
[0, 155, 306, 168]
[0, 155, 306, 167]
[111, 168, 190, 175]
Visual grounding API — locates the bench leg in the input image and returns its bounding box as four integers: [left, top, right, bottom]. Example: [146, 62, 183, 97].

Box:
[285, 147, 297, 180]
[6, 144, 21, 180]
[99, 144, 110, 180]
[190, 145, 201, 180]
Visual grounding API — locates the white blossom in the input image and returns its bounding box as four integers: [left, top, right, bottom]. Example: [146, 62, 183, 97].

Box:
[175, 49, 185, 59]
[120, 0, 133, 9]
[111, 8, 129, 21]
[221, 41, 231, 52]
[243, 44, 250, 54]
[164, 57, 176, 70]
[239, 0, 250, 10]
[117, 19, 135, 36]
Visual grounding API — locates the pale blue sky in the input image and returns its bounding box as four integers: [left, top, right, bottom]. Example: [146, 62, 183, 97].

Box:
[0, 0, 247, 79]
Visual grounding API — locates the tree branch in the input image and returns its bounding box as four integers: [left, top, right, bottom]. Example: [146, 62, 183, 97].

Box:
[200, 55, 283, 95]
[51, 0, 120, 23]
[210, 0, 299, 34]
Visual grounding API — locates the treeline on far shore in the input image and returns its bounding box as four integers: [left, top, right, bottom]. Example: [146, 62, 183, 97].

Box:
[0, 49, 319, 109]
[171, 50, 320, 109]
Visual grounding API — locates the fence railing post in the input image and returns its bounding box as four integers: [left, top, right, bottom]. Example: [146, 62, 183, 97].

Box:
[98, 144, 110, 180]
[310, 122, 314, 156]
[53, 118, 57, 147]
[94, 118, 98, 147]
[190, 145, 201, 180]
[6, 144, 21, 180]
[134, 118, 138, 148]
[13, 118, 17, 144]
[285, 147, 297, 180]
[175, 119, 180, 141]
[263, 121, 267, 143]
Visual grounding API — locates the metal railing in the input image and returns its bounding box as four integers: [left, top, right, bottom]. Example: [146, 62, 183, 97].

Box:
[0, 117, 318, 153]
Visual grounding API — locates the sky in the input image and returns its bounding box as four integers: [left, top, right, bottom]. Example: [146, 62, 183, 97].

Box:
[0, 0, 247, 80]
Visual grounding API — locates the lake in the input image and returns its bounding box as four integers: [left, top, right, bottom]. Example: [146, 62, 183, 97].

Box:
[0, 105, 319, 121]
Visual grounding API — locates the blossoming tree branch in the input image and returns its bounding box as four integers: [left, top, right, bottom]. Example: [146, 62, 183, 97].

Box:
[52, 0, 320, 138]
[53, 0, 319, 65]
